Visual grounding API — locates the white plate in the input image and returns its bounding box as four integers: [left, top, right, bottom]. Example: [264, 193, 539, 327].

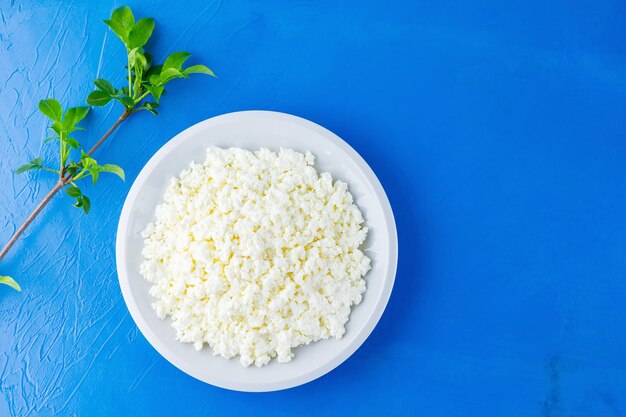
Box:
[116, 111, 397, 392]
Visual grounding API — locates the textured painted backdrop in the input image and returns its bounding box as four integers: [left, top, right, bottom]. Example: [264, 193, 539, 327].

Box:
[1, 0, 626, 416]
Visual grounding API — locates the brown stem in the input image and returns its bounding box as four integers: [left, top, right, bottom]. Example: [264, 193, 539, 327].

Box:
[0, 109, 132, 261]
[63, 109, 131, 182]
[0, 180, 64, 260]
[87, 109, 130, 156]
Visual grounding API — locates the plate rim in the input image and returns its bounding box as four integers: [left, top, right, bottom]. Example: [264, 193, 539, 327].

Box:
[116, 110, 398, 392]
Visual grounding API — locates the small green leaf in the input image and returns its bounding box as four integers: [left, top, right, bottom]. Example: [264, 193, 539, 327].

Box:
[15, 158, 43, 174]
[116, 96, 135, 108]
[65, 161, 80, 176]
[66, 162, 80, 177]
[136, 52, 148, 71]
[81, 152, 97, 169]
[163, 67, 185, 78]
[145, 85, 164, 102]
[39, 98, 63, 122]
[0, 276, 21, 292]
[128, 47, 140, 68]
[15, 164, 36, 174]
[44, 136, 56, 143]
[65, 137, 80, 149]
[163, 52, 191, 71]
[50, 121, 62, 135]
[113, 6, 135, 27]
[184, 64, 216, 77]
[87, 90, 112, 106]
[66, 185, 82, 198]
[91, 169, 99, 185]
[145, 64, 162, 82]
[104, 19, 128, 43]
[99, 164, 125, 181]
[81, 195, 91, 214]
[63, 106, 90, 127]
[148, 74, 160, 86]
[133, 78, 143, 100]
[72, 194, 85, 211]
[104, 6, 135, 44]
[128, 17, 155, 49]
[152, 67, 185, 85]
[137, 102, 159, 115]
[94, 78, 117, 95]
[144, 53, 153, 70]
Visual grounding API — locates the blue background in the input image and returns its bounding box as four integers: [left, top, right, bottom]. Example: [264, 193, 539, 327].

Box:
[1, 0, 626, 415]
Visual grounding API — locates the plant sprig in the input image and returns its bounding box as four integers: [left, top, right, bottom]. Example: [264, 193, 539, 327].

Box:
[0, 5, 216, 291]
[87, 6, 215, 115]
[14, 98, 125, 214]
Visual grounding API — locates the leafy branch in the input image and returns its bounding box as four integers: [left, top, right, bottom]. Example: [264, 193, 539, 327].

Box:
[0, 6, 216, 290]
[88, 6, 214, 115]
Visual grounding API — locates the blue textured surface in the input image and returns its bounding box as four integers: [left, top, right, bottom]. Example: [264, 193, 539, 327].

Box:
[1, 0, 626, 415]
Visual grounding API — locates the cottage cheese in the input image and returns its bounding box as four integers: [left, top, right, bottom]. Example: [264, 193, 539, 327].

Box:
[140, 147, 370, 367]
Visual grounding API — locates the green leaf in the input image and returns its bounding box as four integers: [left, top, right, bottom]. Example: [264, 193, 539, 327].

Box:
[163, 52, 191, 71]
[94, 78, 117, 95]
[39, 98, 63, 122]
[145, 64, 162, 82]
[184, 64, 216, 77]
[49, 121, 62, 136]
[144, 53, 153, 70]
[44, 136, 57, 143]
[65, 137, 80, 149]
[0, 276, 21, 292]
[104, 19, 129, 43]
[15, 164, 36, 174]
[15, 158, 43, 174]
[63, 106, 90, 127]
[135, 52, 148, 71]
[143, 108, 157, 116]
[138, 102, 159, 115]
[104, 6, 135, 44]
[129, 50, 148, 97]
[148, 74, 159, 85]
[72, 195, 84, 209]
[81, 195, 91, 214]
[145, 85, 164, 102]
[66, 162, 80, 177]
[128, 48, 140, 69]
[87, 90, 112, 106]
[99, 164, 125, 181]
[128, 17, 155, 49]
[116, 95, 135, 108]
[66, 185, 82, 198]
[81, 151, 97, 169]
[151, 67, 184, 85]
[91, 168, 99, 185]
[70, 188, 90, 212]
[133, 77, 143, 100]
